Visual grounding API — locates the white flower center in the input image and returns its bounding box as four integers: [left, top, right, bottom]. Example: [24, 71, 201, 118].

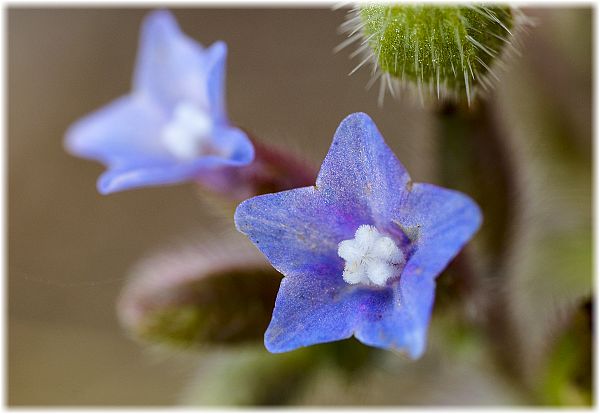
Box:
[337, 224, 404, 287]
[161, 102, 214, 160]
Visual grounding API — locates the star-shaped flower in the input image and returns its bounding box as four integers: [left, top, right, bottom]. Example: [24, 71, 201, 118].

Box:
[65, 10, 254, 194]
[234, 112, 482, 358]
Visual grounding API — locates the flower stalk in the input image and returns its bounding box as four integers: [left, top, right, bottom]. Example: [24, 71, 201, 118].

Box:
[435, 98, 533, 399]
[195, 132, 317, 201]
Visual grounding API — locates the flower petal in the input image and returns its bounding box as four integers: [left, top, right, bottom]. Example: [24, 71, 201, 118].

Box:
[264, 271, 358, 352]
[316, 112, 411, 228]
[265, 268, 435, 357]
[211, 126, 254, 165]
[396, 183, 483, 281]
[64, 94, 168, 166]
[204, 41, 228, 123]
[98, 164, 195, 194]
[235, 186, 370, 278]
[133, 10, 226, 115]
[98, 149, 252, 195]
[353, 274, 435, 359]
[234, 113, 414, 278]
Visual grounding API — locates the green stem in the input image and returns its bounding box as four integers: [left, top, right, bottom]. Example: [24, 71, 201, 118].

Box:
[436, 98, 534, 402]
[195, 131, 318, 203]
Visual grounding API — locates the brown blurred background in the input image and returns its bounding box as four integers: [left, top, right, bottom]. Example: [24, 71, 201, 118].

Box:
[8, 7, 436, 406]
[8, 7, 591, 406]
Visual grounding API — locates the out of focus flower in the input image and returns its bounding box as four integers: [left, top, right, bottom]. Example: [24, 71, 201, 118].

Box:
[65, 10, 253, 194]
[235, 112, 482, 358]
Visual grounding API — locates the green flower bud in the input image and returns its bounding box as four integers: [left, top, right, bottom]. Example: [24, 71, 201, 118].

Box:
[118, 235, 281, 349]
[340, 5, 522, 105]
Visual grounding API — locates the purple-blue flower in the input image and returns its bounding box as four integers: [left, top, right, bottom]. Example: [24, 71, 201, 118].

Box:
[234, 112, 482, 358]
[65, 10, 254, 194]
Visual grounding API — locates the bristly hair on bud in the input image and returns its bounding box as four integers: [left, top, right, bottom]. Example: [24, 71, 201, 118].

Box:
[337, 4, 529, 106]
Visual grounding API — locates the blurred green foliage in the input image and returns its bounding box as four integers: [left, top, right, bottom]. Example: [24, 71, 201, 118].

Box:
[137, 268, 281, 347]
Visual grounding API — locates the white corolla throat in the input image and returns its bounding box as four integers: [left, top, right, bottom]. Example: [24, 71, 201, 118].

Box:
[161, 102, 215, 160]
[337, 224, 404, 287]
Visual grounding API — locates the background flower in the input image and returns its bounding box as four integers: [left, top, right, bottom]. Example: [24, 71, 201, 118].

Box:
[64, 10, 254, 194]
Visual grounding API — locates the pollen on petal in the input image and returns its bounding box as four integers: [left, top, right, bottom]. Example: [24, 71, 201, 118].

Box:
[371, 236, 403, 265]
[354, 224, 379, 246]
[366, 261, 395, 286]
[161, 102, 214, 160]
[338, 224, 404, 287]
[337, 239, 364, 263]
[342, 262, 369, 285]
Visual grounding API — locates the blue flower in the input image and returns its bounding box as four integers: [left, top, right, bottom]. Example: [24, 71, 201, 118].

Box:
[65, 10, 254, 194]
[234, 112, 482, 358]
